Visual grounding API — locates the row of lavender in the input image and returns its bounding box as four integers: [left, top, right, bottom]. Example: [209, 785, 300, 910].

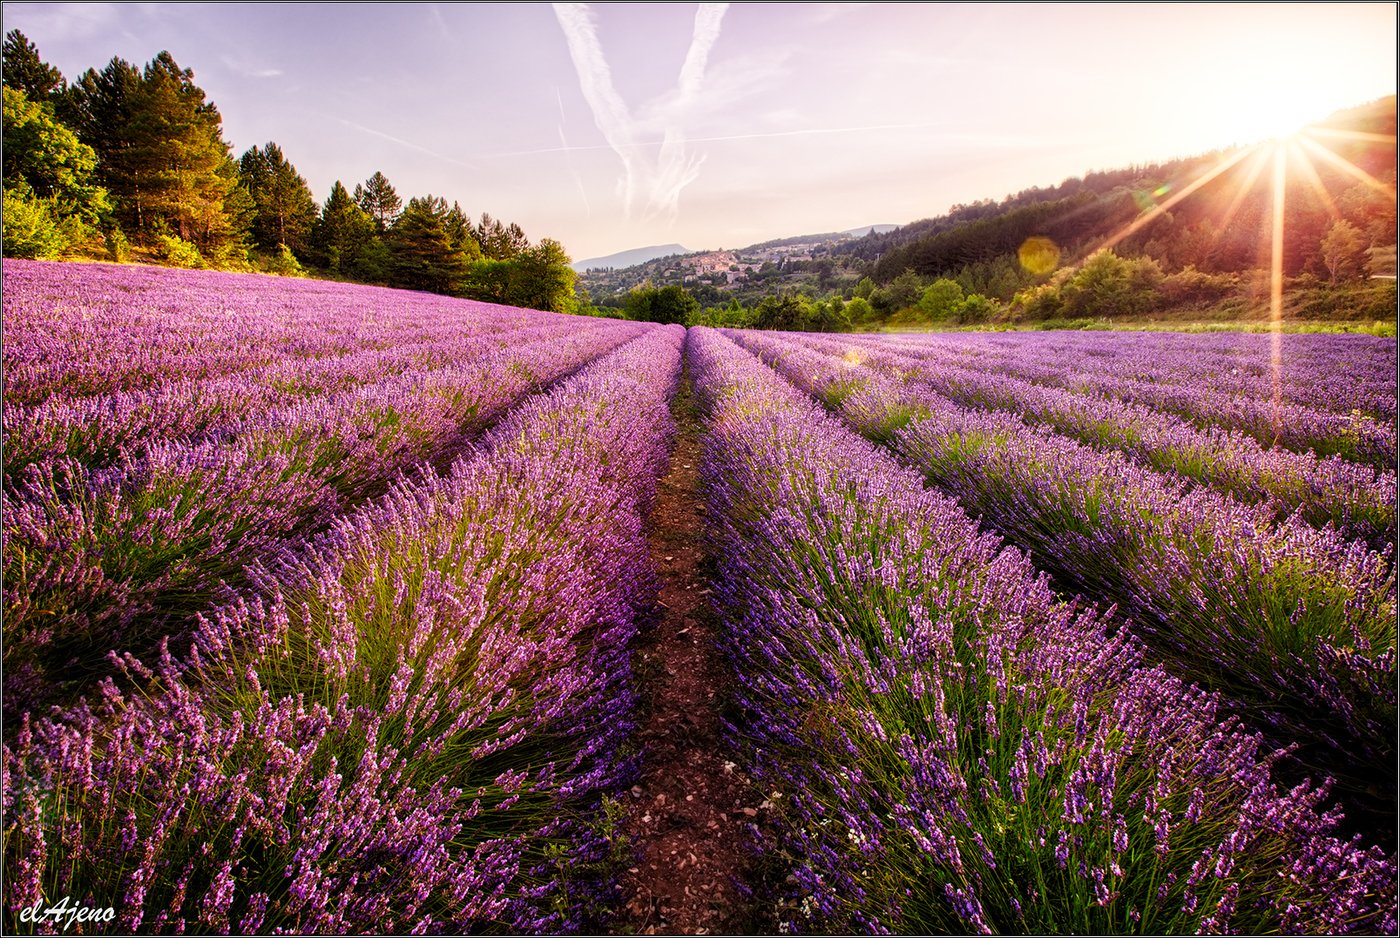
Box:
[871, 329, 1397, 424]
[2, 260, 557, 406]
[785, 332, 1395, 551]
[727, 328, 1396, 847]
[4, 316, 612, 475]
[854, 330, 1397, 468]
[4, 264, 649, 717]
[4, 324, 685, 933]
[691, 327, 1394, 933]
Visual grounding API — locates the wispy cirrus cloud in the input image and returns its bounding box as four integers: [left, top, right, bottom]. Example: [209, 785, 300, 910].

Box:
[551, 2, 729, 222]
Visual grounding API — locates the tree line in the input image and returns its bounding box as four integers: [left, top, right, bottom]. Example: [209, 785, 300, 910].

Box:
[1, 30, 579, 313]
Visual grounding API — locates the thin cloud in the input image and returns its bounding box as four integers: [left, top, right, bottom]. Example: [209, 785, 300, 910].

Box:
[551, 2, 729, 222]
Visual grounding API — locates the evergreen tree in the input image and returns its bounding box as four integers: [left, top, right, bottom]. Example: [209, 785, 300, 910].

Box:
[2, 30, 64, 100]
[310, 180, 377, 275]
[128, 51, 242, 253]
[475, 212, 529, 259]
[443, 200, 483, 259]
[63, 57, 143, 223]
[64, 51, 246, 260]
[239, 141, 317, 255]
[355, 171, 401, 230]
[387, 195, 471, 294]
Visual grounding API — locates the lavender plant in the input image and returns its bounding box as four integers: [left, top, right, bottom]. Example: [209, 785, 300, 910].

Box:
[4, 263, 646, 716]
[730, 328, 1396, 845]
[786, 332, 1395, 552]
[3, 325, 685, 934]
[848, 330, 1396, 468]
[690, 326, 1395, 934]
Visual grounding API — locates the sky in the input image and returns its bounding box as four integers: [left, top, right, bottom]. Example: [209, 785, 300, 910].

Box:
[4, 2, 1395, 261]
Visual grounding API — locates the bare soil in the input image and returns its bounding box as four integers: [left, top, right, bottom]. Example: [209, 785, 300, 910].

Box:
[614, 371, 763, 935]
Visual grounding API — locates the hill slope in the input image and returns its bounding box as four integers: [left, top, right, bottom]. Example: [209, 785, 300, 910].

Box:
[573, 243, 690, 272]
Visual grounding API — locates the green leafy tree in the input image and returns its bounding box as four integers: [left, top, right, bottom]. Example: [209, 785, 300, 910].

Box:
[754, 293, 813, 331]
[873, 269, 924, 314]
[354, 171, 401, 231]
[461, 257, 514, 303]
[2, 86, 109, 224]
[623, 284, 698, 324]
[238, 141, 317, 255]
[3, 179, 69, 258]
[954, 292, 996, 324]
[917, 278, 965, 321]
[3, 29, 64, 100]
[1320, 218, 1370, 284]
[506, 238, 578, 313]
[1058, 251, 1164, 318]
[843, 295, 876, 326]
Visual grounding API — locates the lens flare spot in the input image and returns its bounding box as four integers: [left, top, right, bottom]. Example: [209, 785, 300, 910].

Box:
[1018, 237, 1061, 276]
[1153, 183, 1172, 198]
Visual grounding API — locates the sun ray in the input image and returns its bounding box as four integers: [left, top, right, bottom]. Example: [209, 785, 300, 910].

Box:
[1298, 136, 1397, 199]
[1286, 141, 1342, 220]
[1215, 145, 1272, 242]
[1304, 127, 1397, 146]
[1270, 144, 1286, 444]
[1091, 145, 1259, 256]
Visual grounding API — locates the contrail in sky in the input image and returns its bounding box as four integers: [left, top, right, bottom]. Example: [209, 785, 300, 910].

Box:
[335, 117, 478, 170]
[482, 122, 1048, 158]
[552, 2, 729, 222]
[556, 85, 592, 215]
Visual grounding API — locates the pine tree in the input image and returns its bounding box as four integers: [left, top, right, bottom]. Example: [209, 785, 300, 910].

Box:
[2, 30, 64, 100]
[355, 171, 401, 230]
[239, 141, 317, 255]
[474, 212, 529, 259]
[63, 57, 143, 226]
[310, 180, 377, 275]
[387, 196, 472, 294]
[128, 51, 242, 252]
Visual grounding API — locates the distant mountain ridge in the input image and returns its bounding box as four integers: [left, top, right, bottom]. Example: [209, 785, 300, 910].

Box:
[572, 244, 689, 272]
[576, 226, 897, 274]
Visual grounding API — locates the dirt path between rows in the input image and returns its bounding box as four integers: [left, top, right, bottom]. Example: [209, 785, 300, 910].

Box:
[614, 367, 762, 935]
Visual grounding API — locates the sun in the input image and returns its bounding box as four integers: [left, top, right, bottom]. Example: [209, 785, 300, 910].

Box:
[1237, 97, 1319, 145]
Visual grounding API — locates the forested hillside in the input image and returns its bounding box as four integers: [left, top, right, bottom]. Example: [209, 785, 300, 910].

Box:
[584, 97, 1395, 332]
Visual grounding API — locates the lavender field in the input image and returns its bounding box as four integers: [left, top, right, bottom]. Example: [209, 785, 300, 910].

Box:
[2, 260, 1396, 934]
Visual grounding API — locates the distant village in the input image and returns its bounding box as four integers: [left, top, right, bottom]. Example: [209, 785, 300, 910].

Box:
[578, 236, 851, 299]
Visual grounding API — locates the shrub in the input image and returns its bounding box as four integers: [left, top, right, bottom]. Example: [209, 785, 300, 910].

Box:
[154, 232, 206, 269]
[2, 182, 68, 259]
